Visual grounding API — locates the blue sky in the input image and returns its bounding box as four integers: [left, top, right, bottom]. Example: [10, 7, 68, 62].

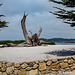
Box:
[0, 0, 75, 40]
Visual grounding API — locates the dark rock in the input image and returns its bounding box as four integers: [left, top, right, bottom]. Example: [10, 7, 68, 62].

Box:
[7, 43, 16, 47]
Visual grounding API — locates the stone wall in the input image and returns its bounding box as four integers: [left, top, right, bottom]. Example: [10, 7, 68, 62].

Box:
[0, 56, 75, 75]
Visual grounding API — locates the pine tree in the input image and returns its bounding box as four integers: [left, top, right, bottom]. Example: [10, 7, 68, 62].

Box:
[49, 0, 75, 27]
[0, 4, 8, 28]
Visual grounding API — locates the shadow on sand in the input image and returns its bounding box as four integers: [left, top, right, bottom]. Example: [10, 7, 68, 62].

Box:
[44, 48, 75, 56]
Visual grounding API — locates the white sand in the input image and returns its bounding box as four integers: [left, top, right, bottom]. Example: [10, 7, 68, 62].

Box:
[0, 45, 75, 63]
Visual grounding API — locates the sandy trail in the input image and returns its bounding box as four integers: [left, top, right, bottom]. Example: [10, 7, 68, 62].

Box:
[0, 45, 75, 63]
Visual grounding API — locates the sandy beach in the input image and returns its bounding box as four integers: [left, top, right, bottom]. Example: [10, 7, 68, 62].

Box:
[0, 45, 75, 63]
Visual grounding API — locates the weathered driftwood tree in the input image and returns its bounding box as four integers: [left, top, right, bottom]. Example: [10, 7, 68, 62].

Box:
[21, 13, 42, 46]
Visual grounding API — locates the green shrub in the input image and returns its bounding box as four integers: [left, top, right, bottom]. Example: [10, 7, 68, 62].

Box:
[43, 41, 55, 45]
[0, 40, 25, 45]
[12, 40, 25, 44]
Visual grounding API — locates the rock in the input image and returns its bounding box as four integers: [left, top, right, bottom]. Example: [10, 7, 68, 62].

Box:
[52, 65, 59, 71]
[69, 64, 72, 67]
[14, 63, 20, 68]
[26, 67, 32, 71]
[72, 63, 75, 66]
[0, 72, 2, 75]
[71, 66, 75, 71]
[58, 60, 63, 63]
[58, 59, 64, 63]
[1, 63, 6, 72]
[14, 70, 18, 75]
[33, 64, 38, 69]
[19, 69, 26, 75]
[60, 63, 68, 68]
[3, 72, 7, 75]
[3, 44, 7, 47]
[39, 60, 44, 63]
[21, 63, 28, 69]
[52, 62, 58, 66]
[25, 71, 29, 75]
[65, 70, 71, 72]
[1, 67, 6, 72]
[17, 43, 25, 47]
[46, 66, 52, 70]
[65, 67, 71, 72]
[6, 62, 12, 67]
[39, 62, 46, 71]
[46, 61, 52, 66]
[67, 57, 72, 60]
[29, 69, 38, 75]
[0, 62, 2, 68]
[26, 62, 34, 67]
[68, 60, 74, 64]
[72, 57, 75, 60]
[52, 59, 57, 62]
[34, 61, 39, 64]
[7, 43, 16, 47]
[6, 67, 13, 74]
[12, 66, 14, 70]
[64, 59, 68, 62]
[3, 63, 6, 68]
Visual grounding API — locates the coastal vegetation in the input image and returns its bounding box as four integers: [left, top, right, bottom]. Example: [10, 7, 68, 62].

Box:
[0, 40, 25, 45]
[0, 40, 55, 45]
[1, 38, 75, 45]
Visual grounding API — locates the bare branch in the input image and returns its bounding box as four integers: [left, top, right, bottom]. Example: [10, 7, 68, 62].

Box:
[28, 29, 33, 36]
[21, 13, 28, 43]
[26, 14, 28, 16]
[37, 27, 42, 38]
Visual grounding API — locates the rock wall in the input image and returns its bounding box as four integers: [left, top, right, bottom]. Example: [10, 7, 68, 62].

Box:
[0, 56, 75, 75]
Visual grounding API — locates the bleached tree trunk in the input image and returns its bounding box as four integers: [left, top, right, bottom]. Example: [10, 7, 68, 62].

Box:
[21, 13, 31, 44]
[21, 13, 42, 46]
[37, 27, 42, 38]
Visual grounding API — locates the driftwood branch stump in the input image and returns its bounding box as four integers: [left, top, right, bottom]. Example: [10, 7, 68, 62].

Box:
[21, 13, 42, 46]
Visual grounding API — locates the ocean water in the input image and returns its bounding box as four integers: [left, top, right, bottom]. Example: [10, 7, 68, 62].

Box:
[55, 42, 75, 45]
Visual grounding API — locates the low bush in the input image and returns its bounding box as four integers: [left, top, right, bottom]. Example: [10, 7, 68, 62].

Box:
[0, 40, 25, 45]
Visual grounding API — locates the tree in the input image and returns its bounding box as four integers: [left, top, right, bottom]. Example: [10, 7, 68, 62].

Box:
[49, 0, 75, 27]
[0, 4, 8, 28]
[21, 13, 42, 46]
